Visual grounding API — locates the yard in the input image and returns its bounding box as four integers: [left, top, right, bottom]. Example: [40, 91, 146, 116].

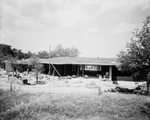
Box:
[0, 74, 150, 120]
[0, 89, 150, 120]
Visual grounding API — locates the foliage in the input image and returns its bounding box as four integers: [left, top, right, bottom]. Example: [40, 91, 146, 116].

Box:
[0, 44, 14, 67]
[118, 15, 150, 80]
[37, 51, 49, 59]
[33, 63, 44, 75]
[0, 44, 14, 57]
[23, 51, 34, 59]
[0, 90, 150, 120]
[29, 56, 44, 83]
[36, 45, 80, 59]
[51, 45, 79, 57]
[0, 44, 34, 68]
[0, 44, 79, 65]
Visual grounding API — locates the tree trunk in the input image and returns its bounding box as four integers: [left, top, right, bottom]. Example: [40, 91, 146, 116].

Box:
[147, 80, 150, 95]
[36, 72, 38, 84]
[147, 71, 150, 95]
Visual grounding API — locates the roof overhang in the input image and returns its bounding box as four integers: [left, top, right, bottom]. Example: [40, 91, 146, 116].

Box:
[39, 57, 119, 66]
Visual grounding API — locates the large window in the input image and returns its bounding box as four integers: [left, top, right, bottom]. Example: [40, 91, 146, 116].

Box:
[85, 65, 99, 71]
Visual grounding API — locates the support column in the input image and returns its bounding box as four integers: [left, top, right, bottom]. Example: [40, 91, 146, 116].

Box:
[82, 65, 84, 77]
[77, 65, 79, 77]
[64, 65, 66, 76]
[99, 66, 102, 79]
[109, 66, 112, 81]
[99, 66, 101, 71]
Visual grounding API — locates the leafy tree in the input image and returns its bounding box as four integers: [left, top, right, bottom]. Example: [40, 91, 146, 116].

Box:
[0, 44, 15, 68]
[64, 46, 80, 57]
[118, 15, 150, 95]
[24, 51, 34, 59]
[51, 45, 80, 58]
[0, 44, 14, 57]
[29, 56, 44, 83]
[0, 44, 34, 60]
[12, 49, 25, 60]
[36, 45, 80, 59]
[0, 43, 34, 73]
[37, 51, 49, 59]
[51, 45, 66, 57]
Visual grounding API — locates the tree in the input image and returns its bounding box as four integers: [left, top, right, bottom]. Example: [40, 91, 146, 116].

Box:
[64, 46, 80, 57]
[36, 45, 80, 59]
[0, 44, 14, 57]
[0, 44, 15, 68]
[24, 51, 34, 59]
[50, 45, 80, 58]
[29, 56, 44, 83]
[37, 51, 49, 59]
[0, 44, 35, 70]
[0, 44, 34, 61]
[118, 15, 150, 95]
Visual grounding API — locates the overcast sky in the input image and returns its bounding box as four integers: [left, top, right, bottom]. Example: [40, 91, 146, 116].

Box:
[0, 0, 150, 58]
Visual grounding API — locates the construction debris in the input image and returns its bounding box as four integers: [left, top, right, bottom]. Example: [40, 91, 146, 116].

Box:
[114, 82, 147, 95]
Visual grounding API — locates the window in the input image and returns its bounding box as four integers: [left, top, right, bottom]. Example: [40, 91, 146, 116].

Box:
[85, 65, 99, 71]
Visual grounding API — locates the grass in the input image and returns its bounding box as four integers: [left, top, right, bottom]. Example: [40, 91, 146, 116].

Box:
[0, 89, 150, 120]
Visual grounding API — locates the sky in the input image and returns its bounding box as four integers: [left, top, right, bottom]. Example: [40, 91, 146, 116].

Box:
[0, 0, 150, 58]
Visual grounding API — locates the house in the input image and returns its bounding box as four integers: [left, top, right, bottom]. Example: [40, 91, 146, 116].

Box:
[5, 57, 132, 81]
[39, 57, 120, 80]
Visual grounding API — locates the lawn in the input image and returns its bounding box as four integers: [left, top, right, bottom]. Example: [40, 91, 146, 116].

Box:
[0, 89, 150, 120]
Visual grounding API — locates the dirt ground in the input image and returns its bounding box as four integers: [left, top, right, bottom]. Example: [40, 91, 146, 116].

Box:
[0, 75, 145, 94]
[0, 77, 99, 93]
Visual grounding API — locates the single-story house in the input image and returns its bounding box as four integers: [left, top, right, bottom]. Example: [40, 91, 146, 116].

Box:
[39, 57, 120, 80]
[5, 57, 132, 81]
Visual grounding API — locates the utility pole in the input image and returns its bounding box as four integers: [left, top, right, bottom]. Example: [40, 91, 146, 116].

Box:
[49, 45, 51, 81]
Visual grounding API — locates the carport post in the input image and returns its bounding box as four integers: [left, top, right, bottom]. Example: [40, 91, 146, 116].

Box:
[77, 65, 79, 77]
[82, 65, 84, 77]
[49, 45, 51, 81]
[109, 66, 112, 81]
